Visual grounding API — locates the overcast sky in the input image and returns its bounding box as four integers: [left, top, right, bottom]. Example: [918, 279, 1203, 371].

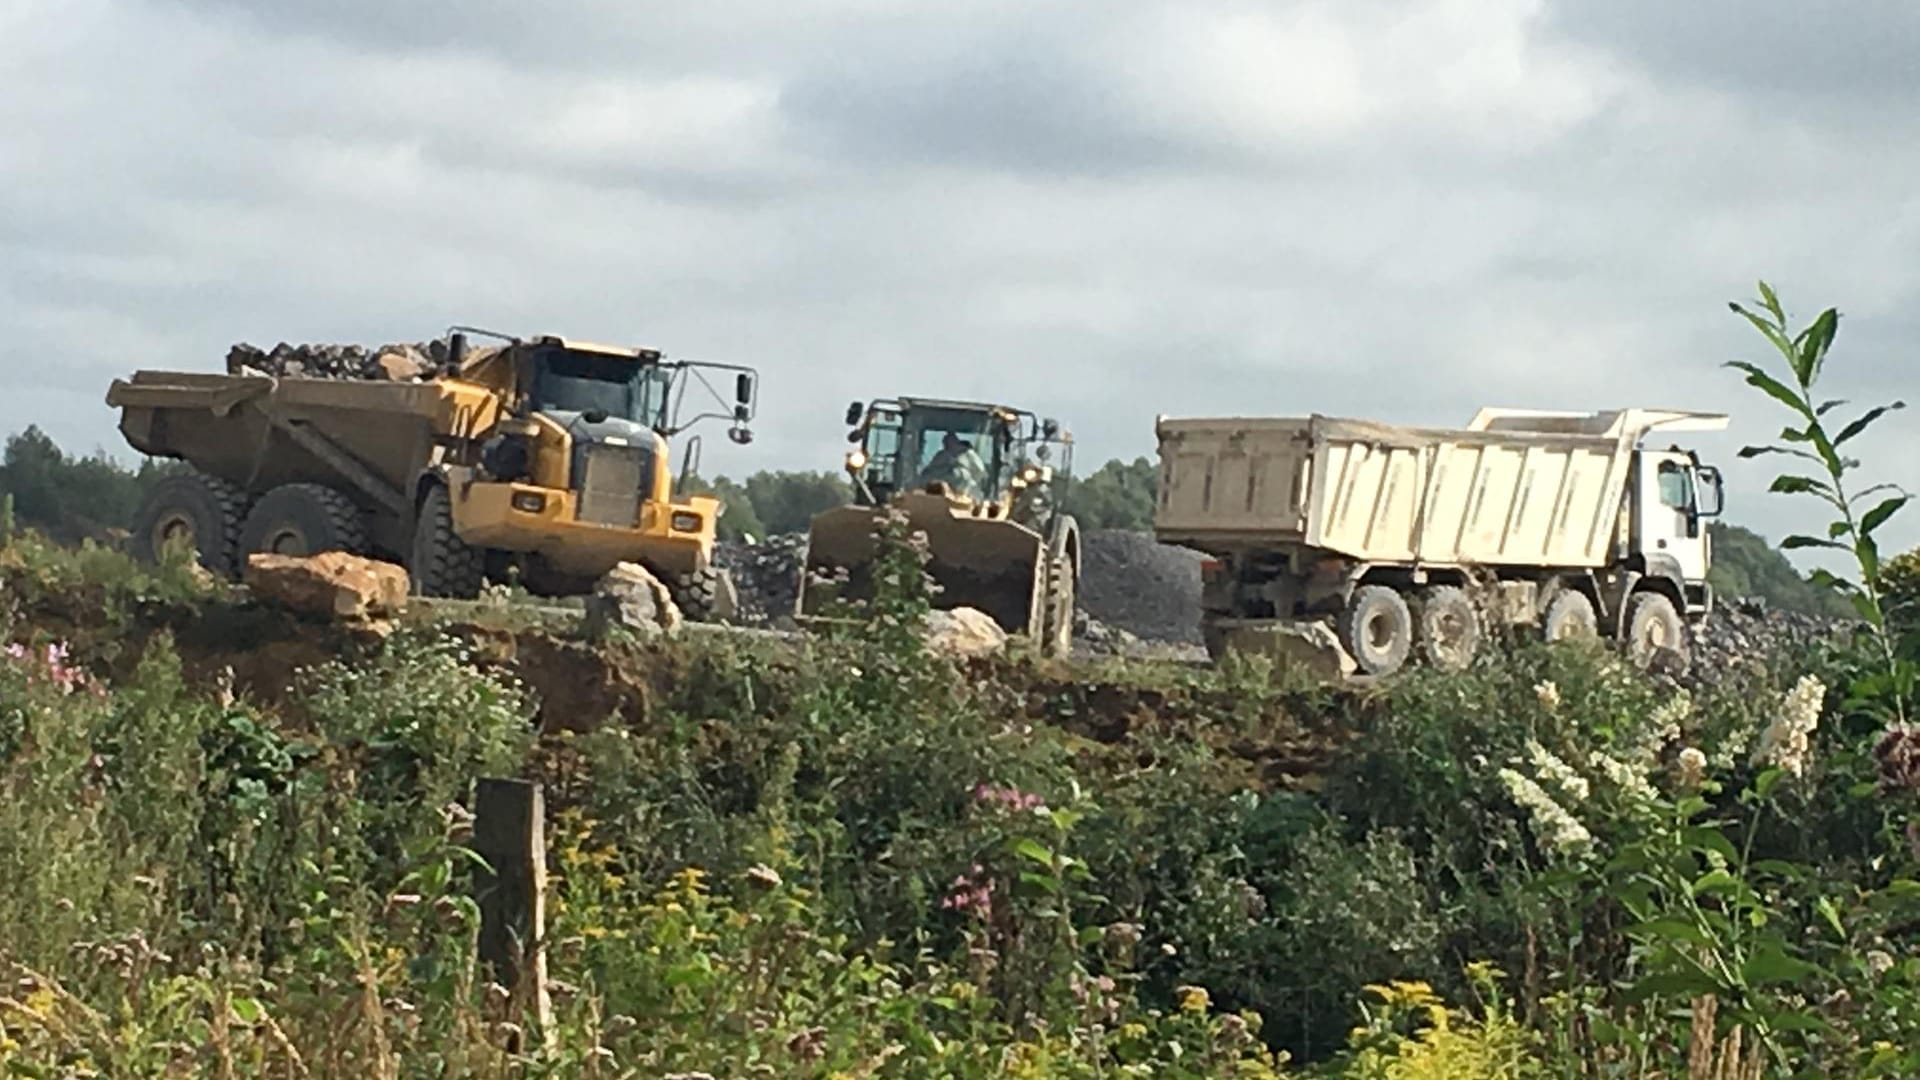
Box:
[3, 0, 1914, 556]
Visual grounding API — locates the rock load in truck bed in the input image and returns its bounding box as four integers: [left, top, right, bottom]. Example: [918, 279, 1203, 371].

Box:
[223, 340, 500, 382]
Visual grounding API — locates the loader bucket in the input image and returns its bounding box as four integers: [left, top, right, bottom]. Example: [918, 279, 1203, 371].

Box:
[799, 495, 1047, 639]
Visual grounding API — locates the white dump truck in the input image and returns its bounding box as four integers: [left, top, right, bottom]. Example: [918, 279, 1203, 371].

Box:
[1153, 407, 1730, 676]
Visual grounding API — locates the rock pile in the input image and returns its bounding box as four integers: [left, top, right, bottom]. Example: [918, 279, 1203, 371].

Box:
[224, 339, 489, 382]
[244, 552, 409, 622]
[715, 533, 807, 626]
[583, 562, 684, 641]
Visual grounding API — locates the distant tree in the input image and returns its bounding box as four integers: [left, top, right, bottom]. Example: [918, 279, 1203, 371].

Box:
[741, 471, 851, 536]
[0, 426, 178, 544]
[1062, 457, 1159, 530]
[1707, 522, 1853, 617]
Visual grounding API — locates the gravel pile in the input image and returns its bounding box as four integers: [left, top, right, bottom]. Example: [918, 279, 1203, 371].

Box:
[1076, 530, 1206, 646]
[224, 340, 486, 382]
[1688, 598, 1856, 686]
[715, 533, 807, 627]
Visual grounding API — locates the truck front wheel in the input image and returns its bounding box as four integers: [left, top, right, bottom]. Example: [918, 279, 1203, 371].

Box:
[670, 565, 737, 623]
[1339, 584, 1414, 676]
[410, 485, 484, 598]
[1623, 591, 1688, 671]
[1414, 585, 1480, 671]
[131, 471, 249, 577]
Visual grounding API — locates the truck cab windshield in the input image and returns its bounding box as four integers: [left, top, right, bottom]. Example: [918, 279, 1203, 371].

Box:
[532, 350, 672, 431]
[902, 407, 1002, 501]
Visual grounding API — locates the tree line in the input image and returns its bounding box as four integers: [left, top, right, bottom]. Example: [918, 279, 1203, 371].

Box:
[0, 425, 1863, 616]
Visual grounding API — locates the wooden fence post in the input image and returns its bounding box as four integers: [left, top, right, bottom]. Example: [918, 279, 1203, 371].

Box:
[473, 777, 553, 1037]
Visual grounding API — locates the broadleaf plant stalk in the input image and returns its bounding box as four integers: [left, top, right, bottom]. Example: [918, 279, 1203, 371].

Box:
[1727, 281, 1911, 723]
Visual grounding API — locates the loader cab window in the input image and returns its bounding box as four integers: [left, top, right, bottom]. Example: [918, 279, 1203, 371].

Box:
[531, 350, 672, 432]
[901, 407, 1001, 501]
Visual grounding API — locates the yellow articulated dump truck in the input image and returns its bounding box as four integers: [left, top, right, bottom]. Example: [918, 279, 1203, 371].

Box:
[1154, 407, 1731, 676]
[797, 397, 1080, 656]
[106, 329, 758, 619]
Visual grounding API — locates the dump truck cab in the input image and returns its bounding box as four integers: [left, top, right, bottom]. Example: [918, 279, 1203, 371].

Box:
[798, 396, 1081, 656]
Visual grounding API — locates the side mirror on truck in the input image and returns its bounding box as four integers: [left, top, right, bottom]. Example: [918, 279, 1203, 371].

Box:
[1695, 466, 1725, 518]
[735, 372, 754, 420]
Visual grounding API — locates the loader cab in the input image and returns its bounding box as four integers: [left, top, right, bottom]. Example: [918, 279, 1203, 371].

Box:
[843, 397, 1072, 527]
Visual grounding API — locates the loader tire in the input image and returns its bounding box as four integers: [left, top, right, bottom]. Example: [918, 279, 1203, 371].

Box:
[671, 566, 733, 624]
[131, 470, 249, 577]
[1338, 584, 1413, 677]
[1541, 589, 1599, 642]
[1413, 585, 1480, 672]
[239, 483, 368, 559]
[410, 485, 484, 598]
[1623, 591, 1689, 672]
[1040, 553, 1076, 659]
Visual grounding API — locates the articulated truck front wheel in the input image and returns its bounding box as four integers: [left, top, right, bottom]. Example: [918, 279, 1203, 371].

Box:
[670, 566, 739, 623]
[410, 486, 484, 599]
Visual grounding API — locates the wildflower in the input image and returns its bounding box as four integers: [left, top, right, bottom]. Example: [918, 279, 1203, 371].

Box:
[1534, 681, 1562, 712]
[1753, 675, 1825, 778]
[1588, 751, 1658, 803]
[1675, 747, 1708, 790]
[745, 864, 783, 891]
[970, 783, 1048, 813]
[1499, 768, 1594, 856]
[1867, 950, 1896, 977]
[1526, 741, 1590, 802]
[1177, 985, 1211, 1013]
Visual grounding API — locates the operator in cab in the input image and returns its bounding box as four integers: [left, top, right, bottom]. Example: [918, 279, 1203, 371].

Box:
[918, 432, 988, 500]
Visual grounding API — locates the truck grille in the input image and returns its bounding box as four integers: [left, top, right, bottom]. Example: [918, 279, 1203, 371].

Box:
[576, 444, 646, 527]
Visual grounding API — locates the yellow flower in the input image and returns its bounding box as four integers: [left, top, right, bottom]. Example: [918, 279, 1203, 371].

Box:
[1177, 985, 1211, 1013]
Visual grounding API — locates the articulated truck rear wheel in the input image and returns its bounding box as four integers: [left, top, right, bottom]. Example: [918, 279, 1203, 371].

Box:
[1414, 585, 1480, 671]
[410, 485, 484, 599]
[130, 470, 248, 577]
[1339, 585, 1414, 676]
[239, 483, 368, 559]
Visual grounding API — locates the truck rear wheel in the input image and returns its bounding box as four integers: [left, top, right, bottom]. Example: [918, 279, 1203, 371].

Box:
[1623, 591, 1688, 671]
[1414, 585, 1480, 671]
[130, 470, 248, 577]
[410, 485, 484, 598]
[239, 483, 367, 559]
[1339, 584, 1413, 676]
[1542, 590, 1598, 642]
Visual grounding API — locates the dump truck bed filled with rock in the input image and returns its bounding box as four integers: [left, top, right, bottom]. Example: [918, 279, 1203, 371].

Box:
[1153, 408, 1729, 570]
[108, 370, 477, 527]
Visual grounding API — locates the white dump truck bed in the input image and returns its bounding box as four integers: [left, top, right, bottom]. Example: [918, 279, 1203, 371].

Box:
[1153, 408, 1728, 570]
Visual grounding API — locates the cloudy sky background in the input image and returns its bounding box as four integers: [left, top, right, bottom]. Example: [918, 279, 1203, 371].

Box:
[3, 0, 1914, 558]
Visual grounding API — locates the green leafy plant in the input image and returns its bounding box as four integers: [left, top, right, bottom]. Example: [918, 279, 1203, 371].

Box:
[1728, 282, 1912, 721]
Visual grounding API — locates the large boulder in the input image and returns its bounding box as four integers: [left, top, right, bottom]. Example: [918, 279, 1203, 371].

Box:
[924, 607, 1009, 659]
[1205, 620, 1355, 681]
[583, 563, 684, 641]
[245, 552, 409, 621]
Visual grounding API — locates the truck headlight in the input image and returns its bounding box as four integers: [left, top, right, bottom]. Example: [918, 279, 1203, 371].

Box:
[846, 449, 868, 472]
[671, 511, 702, 533]
[511, 492, 547, 514]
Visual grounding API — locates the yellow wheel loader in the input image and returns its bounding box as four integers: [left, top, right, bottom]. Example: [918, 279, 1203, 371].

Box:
[796, 397, 1081, 656]
[107, 329, 758, 620]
